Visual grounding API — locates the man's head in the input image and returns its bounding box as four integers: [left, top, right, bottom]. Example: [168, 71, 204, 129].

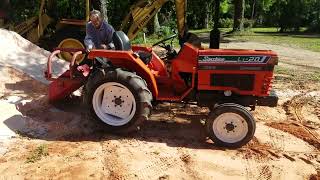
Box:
[90, 10, 103, 29]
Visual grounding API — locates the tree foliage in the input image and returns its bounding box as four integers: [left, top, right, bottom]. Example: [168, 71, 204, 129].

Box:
[9, 0, 40, 22]
[4, 0, 320, 33]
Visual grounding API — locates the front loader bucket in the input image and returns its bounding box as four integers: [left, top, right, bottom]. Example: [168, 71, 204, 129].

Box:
[48, 70, 85, 102]
[45, 49, 87, 103]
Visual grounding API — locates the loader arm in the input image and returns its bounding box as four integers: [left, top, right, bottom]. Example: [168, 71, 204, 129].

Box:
[120, 0, 186, 40]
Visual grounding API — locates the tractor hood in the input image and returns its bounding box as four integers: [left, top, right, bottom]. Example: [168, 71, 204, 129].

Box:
[198, 49, 279, 66]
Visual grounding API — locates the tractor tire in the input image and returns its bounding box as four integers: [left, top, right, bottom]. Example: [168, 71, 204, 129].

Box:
[85, 68, 152, 133]
[205, 103, 256, 148]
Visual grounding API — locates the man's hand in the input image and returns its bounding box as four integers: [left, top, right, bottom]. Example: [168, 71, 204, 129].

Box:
[86, 44, 93, 53]
[101, 44, 108, 49]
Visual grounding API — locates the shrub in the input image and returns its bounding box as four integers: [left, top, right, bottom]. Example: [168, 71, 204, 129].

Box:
[157, 26, 173, 37]
[243, 19, 255, 29]
[219, 18, 233, 28]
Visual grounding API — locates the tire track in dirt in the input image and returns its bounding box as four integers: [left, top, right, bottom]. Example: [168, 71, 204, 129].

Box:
[100, 138, 187, 179]
[267, 126, 286, 152]
[177, 148, 202, 179]
[315, 99, 320, 124]
[100, 139, 130, 179]
[133, 155, 179, 179]
[281, 93, 320, 148]
[240, 138, 279, 180]
[257, 165, 272, 180]
[239, 133, 320, 179]
[241, 149, 276, 180]
[240, 144, 319, 179]
[283, 93, 310, 124]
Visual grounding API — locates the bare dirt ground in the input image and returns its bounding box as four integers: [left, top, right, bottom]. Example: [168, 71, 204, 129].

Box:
[0, 31, 320, 179]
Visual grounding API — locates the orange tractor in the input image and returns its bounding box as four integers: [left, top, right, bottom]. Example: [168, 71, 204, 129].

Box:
[45, 0, 278, 148]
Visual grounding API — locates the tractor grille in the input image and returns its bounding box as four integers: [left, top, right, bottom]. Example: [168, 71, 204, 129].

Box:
[261, 75, 273, 95]
[210, 74, 255, 91]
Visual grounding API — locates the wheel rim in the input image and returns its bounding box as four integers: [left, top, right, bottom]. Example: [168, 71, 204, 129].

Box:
[212, 113, 249, 144]
[92, 82, 136, 126]
[57, 38, 85, 63]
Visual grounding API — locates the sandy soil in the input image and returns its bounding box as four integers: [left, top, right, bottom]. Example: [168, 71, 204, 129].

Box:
[0, 30, 319, 179]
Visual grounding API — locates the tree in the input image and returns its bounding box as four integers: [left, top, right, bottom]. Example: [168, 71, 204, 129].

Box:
[210, 0, 221, 49]
[233, 0, 245, 31]
[264, 0, 308, 32]
[0, 0, 11, 21]
[99, 0, 109, 22]
[250, 0, 256, 20]
[306, 0, 320, 32]
[154, 12, 161, 33]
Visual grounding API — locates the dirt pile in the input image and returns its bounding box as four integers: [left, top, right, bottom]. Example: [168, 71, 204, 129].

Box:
[0, 29, 68, 84]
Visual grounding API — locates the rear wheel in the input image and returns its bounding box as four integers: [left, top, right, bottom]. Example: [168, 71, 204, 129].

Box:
[85, 68, 152, 133]
[57, 38, 85, 63]
[205, 103, 256, 148]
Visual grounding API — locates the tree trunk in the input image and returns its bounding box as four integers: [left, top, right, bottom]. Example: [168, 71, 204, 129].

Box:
[154, 12, 160, 33]
[100, 0, 108, 22]
[213, 0, 220, 30]
[0, 0, 10, 9]
[0, 0, 11, 21]
[205, 2, 211, 29]
[251, 0, 256, 20]
[233, 0, 245, 31]
[210, 0, 221, 49]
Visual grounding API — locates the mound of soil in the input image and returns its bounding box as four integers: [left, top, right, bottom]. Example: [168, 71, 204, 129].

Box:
[267, 122, 320, 149]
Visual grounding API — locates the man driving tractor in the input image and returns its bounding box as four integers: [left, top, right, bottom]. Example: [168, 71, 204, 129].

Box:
[84, 10, 115, 50]
[45, 0, 279, 148]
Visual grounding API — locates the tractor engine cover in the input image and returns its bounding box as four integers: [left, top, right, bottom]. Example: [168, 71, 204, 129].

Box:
[197, 49, 278, 97]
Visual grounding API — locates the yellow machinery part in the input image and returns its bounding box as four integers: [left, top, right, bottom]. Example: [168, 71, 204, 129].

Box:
[120, 0, 187, 40]
[121, 0, 168, 40]
[57, 38, 85, 63]
[175, 0, 186, 39]
[86, 0, 90, 22]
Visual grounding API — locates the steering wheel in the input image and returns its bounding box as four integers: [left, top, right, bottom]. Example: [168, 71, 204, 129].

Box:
[152, 34, 177, 48]
[152, 34, 178, 60]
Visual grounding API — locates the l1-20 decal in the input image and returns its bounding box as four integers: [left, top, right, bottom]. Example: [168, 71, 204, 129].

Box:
[198, 55, 271, 64]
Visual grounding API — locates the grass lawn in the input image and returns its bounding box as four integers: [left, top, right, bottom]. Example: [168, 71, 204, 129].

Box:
[132, 28, 320, 52]
[223, 28, 320, 52]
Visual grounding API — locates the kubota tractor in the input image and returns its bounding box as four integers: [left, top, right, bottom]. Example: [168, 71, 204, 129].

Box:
[44, 0, 278, 148]
[45, 30, 278, 148]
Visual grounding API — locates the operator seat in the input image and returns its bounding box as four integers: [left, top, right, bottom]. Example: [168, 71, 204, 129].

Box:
[113, 31, 131, 51]
[112, 31, 152, 64]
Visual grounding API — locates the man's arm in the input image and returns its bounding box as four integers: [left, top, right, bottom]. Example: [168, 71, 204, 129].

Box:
[106, 24, 115, 44]
[84, 23, 96, 49]
[104, 23, 115, 49]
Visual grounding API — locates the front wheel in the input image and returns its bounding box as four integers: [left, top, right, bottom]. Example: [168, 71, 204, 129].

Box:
[205, 103, 256, 148]
[85, 68, 152, 133]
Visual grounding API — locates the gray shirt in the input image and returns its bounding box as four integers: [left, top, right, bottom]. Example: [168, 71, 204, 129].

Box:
[84, 21, 115, 49]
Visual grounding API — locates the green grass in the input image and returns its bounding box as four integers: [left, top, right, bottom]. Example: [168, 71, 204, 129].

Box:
[275, 66, 295, 76]
[225, 28, 320, 52]
[190, 29, 211, 34]
[310, 71, 320, 81]
[275, 66, 320, 82]
[132, 28, 320, 52]
[25, 144, 49, 163]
